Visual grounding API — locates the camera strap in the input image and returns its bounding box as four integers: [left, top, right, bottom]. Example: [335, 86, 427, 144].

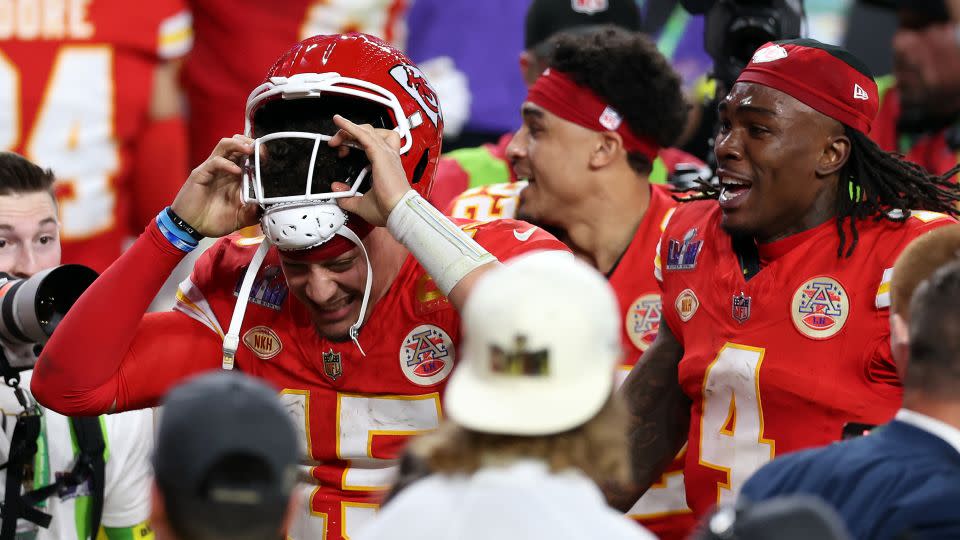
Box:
[0, 349, 105, 540]
[0, 387, 51, 539]
[0, 414, 106, 540]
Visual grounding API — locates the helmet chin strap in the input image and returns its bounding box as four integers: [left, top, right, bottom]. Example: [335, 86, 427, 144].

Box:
[221, 203, 374, 369]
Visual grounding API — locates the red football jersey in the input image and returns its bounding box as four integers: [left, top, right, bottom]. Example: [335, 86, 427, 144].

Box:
[610, 185, 696, 540]
[655, 200, 955, 518]
[173, 219, 564, 540]
[0, 0, 192, 272]
[448, 183, 696, 539]
[184, 0, 409, 167]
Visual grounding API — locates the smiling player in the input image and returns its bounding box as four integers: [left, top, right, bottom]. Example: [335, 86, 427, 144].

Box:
[620, 38, 960, 520]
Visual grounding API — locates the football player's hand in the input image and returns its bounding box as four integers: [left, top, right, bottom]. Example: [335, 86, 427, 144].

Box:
[171, 135, 261, 238]
[328, 114, 410, 227]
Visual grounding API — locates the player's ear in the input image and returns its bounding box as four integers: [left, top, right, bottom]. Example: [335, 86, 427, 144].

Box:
[816, 132, 851, 177]
[890, 312, 910, 381]
[588, 131, 621, 170]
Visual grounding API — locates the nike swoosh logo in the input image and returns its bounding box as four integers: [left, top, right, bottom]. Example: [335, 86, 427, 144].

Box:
[514, 227, 537, 241]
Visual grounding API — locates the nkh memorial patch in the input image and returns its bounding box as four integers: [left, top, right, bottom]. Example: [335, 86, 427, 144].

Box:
[675, 288, 699, 322]
[791, 276, 849, 339]
[242, 326, 282, 359]
[399, 325, 454, 386]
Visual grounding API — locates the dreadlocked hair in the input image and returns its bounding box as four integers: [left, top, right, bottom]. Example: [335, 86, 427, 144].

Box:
[838, 126, 960, 256]
[682, 126, 960, 257]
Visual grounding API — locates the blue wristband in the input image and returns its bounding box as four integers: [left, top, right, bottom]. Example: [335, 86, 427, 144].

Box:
[156, 211, 198, 253]
[157, 208, 199, 247]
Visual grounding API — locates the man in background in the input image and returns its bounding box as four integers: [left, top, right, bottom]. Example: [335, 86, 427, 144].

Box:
[428, 0, 704, 211]
[151, 371, 299, 540]
[422, 26, 699, 539]
[183, 0, 412, 167]
[0, 152, 154, 539]
[872, 0, 960, 178]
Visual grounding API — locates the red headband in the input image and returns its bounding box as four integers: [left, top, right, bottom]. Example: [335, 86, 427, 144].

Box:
[278, 219, 374, 261]
[526, 69, 660, 160]
[736, 41, 879, 134]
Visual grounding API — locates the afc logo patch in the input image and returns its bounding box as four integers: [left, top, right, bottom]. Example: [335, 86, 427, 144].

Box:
[399, 325, 454, 386]
[791, 276, 849, 339]
[626, 293, 662, 352]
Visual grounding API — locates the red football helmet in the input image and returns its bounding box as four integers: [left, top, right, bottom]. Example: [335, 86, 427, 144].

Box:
[242, 33, 444, 212]
[224, 33, 446, 361]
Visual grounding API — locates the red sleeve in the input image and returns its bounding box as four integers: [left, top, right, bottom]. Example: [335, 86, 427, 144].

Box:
[32, 221, 202, 415]
[427, 157, 470, 211]
[463, 218, 569, 261]
[117, 312, 222, 411]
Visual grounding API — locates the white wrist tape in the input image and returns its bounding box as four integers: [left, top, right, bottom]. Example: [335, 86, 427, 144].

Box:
[387, 190, 497, 295]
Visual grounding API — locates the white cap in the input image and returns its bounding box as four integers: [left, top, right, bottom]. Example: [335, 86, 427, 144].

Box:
[445, 251, 622, 436]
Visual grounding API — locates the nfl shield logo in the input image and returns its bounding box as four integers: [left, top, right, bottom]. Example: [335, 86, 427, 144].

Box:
[732, 293, 751, 324]
[572, 0, 608, 15]
[323, 349, 342, 381]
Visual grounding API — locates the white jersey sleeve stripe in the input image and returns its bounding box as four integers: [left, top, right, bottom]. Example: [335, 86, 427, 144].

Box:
[654, 237, 664, 283]
[875, 267, 894, 309]
[174, 277, 224, 337]
[158, 10, 194, 60]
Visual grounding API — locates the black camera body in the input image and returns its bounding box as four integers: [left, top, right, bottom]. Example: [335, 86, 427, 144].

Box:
[0, 265, 97, 372]
[682, 0, 804, 90]
[676, 0, 805, 167]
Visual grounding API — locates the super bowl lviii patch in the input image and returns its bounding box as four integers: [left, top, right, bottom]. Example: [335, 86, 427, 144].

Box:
[626, 293, 662, 351]
[666, 228, 703, 271]
[791, 277, 849, 339]
[233, 265, 288, 310]
[400, 325, 454, 386]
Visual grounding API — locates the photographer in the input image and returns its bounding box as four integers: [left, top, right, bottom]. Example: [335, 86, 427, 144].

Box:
[0, 152, 155, 540]
[678, 0, 803, 162]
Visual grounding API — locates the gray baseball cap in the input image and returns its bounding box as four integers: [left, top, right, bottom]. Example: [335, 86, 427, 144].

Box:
[154, 371, 299, 540]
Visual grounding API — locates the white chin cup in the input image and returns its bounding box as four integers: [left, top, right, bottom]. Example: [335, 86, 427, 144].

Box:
[223, 200, 374, 366]
[261, 201, 346, 251]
